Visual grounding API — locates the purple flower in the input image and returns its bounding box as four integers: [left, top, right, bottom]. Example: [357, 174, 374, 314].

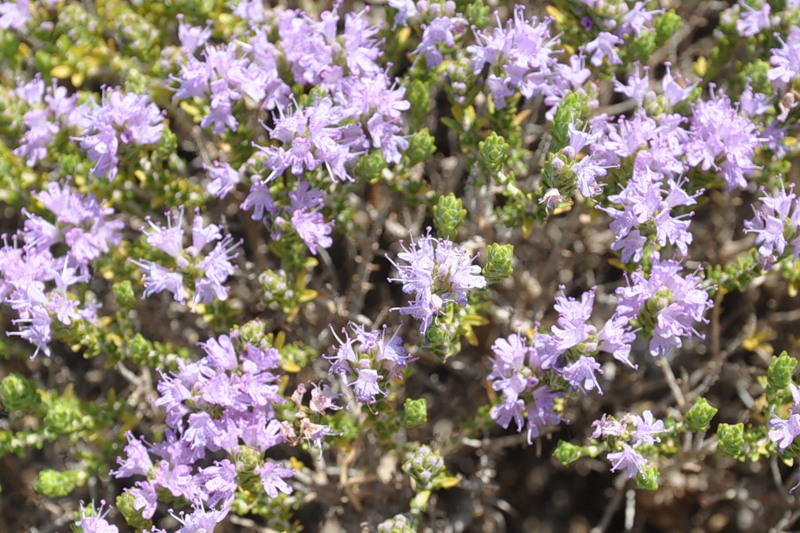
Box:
[260, 461, 294, 498]
[352, 365, 384, 403]
[74, 500, 118, 533]
[562, 355, 604, 395]
[769, 28, 800, 89]
[489, 333, 531, 380]
[614, 257, 711, 357]
[736, 2, 773, 37]
[205, 161, 241, 199]
[686, 92, 759, 190]
[415, 16, 463, 67]
[258, 98, 356, 182]
[744, 184, 800, 265]
[129, 481, 158, 519]
[491, 397, 526, 432]
[134, 209, 240, 307]
[309, 383, 341, 414]
[132, 260, 188, 303]
[111, 432, 154, 478]
[602, 169, 699, 263]
[343, 8, 383, 77]
[614, 63, 650, 105]
[619, 2, 662, 38]
[291, 207, 333, 255]
[172, 505, 228, 533]
[75, 88, 164, 180]
[388, 0, 418, 26]
[467, 7, 559, 108]
[526, 386, 562, 443]
[387, 229, 486, 333]
[326, 322, 413, 404]
[597, 316, 637, 369]
[15, 108, 58, 166]
[336, 73, 409, 164]
[0, 0, 29, 30]
[551, 288, 597, 352]
[177, 14, 211, 54]
[769, 384, 800, 451]
[584, 32, 623, 67]
[608, 443, 647, 478]
[592, 414, 625, 439]
[277, 8, 341, 87]
[632, 410, 665, 445]
[241, 181, 277, 222]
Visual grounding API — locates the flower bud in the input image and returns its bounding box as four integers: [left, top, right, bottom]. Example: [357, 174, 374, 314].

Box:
[685, 397, 718, 432]
[406, 128, 436, 166]
[553, 440, 582, 466]
[403, 398, 428, 428]
[767, 351, 797, 392]
[113, 280, 136, 308]
[239, 319, 267, 346]
[378, 513, 416, 533]
[636, 465, 659, 491]
[465, 0, 491, 28]
[483, 243, 514, 284]
[655, 10, 682, 46]
[1, 373, 41, 413]
[478, 131, 509, 175]
[433, 194, 466, 241]
[403, 445, 446, 490]
[717, 423, 745, 459]
[356, 150, 387, 182]
[407, 79, 430, 127]
[44, 397, 89, 435]
[34, 468, 87, 498]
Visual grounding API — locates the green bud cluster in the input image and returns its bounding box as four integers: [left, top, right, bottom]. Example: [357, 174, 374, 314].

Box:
[553, 441, 583, 467]
[705, 248, 764, 294]
[717, 423, 745, 460]
[1, 374, 41, 414]
[403, 445, 446, 490]
[478, 131, 509, 177]
[541, 152, 577, 200]
[44, 397, 91, 435]
[238, 319, 268, 346]
[127, 333, 154, 364]
[356, 150, 388, 182]
[34, 468, 88, 498]
[623, 30, 656, 63]
[406, 129, 437, 166]
[636, 465, 660, 491]
[465, 0, 491, 28]
[403, 398, 428, 429]
[113, 280, 136, 308]
[406, 79, 431, 128]
[655, 10, 683, 46]
[483, 243, 514, 284]
[685, 397, 718, 432]
[425, 320, 460, 358]
[767, 351, 797, 394]
[433, 194, 466, 241]
[551, 92, 587, 152]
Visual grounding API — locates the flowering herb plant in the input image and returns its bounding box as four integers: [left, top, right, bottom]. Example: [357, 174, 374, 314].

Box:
[1, 0, 800, 531]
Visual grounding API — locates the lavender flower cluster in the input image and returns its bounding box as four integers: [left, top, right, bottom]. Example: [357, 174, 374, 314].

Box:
[110, 328, 337, 531]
